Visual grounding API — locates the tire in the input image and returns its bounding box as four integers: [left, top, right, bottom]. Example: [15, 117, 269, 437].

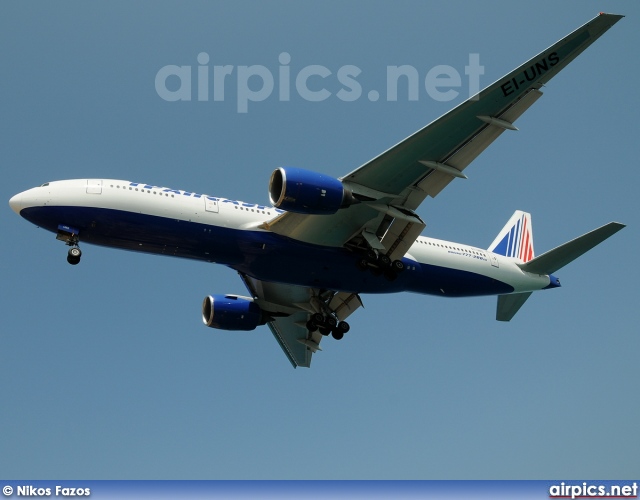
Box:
[380, 255, 391, 267]
[392, 260, 405, 272]
[68, 247, 82, 259]
[337, 321, 350, 333]
[332, 330, 344, 340]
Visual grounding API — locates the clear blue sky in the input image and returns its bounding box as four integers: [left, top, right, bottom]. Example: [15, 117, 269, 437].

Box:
[1, 1, 638, 479]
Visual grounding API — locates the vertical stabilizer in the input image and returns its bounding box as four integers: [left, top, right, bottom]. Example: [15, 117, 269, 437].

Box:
[488, 211, 534, 262]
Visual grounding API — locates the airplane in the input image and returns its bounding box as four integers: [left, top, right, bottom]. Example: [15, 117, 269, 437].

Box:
[9, 13, 625, 368]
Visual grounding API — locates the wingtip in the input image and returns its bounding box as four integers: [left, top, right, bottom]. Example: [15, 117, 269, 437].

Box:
[598, 12, 625, 20]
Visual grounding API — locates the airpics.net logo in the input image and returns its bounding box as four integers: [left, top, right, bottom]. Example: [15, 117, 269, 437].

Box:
[549, 482, 638, 499]
[155, 52, 484, 113]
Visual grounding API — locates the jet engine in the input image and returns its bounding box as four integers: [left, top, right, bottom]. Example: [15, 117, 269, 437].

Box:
[202, 294, 265, 331]
[268, 167, 354, 214]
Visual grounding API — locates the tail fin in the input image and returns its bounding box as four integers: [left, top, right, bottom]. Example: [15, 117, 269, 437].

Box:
[488, 210, 535, 262]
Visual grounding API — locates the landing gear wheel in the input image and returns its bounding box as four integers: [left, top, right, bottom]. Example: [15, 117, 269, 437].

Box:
[311, 313, 324, 325]
[392, 260, 405, 272]
[336, 321, 350, 334]
[331, 321, 349, 340]
[67, 247, 82, 265]
[357, 258, 369, 271]
[319, 327, 332, 336]
[379, 254, 391, 267]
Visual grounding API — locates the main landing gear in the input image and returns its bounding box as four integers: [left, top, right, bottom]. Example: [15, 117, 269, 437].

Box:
[306, 312, 350, 340]
[357, 249, 405, 281]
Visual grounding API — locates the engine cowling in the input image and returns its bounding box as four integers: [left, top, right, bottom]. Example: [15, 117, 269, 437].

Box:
[268, 167, 353, 215]
[202, 294, 265, 331]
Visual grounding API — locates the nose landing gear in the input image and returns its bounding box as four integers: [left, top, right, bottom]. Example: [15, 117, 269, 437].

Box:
[67, 246, 82, 265]
[56, 224, 82, 265]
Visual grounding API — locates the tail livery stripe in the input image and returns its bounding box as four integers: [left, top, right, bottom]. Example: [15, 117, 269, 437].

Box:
[520, 217, 529, 261]
[487, 210, 535, 262]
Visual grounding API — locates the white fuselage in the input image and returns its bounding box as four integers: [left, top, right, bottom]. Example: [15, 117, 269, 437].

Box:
[9, 179, 553, 297]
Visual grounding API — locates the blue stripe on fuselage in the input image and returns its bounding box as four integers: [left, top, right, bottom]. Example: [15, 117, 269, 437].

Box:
[20, 206, 513, 297]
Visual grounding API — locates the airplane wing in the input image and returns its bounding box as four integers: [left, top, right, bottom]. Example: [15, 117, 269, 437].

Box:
[239, 274, 362, 367]
[264, 13, 623, 260]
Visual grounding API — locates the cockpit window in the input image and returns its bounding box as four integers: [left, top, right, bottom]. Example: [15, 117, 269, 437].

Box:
[40, 182, 49, 187]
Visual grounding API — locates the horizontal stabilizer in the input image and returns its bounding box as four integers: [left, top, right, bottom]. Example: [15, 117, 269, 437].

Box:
[518, 222, 625, 275]
[497, 292, 532, 322]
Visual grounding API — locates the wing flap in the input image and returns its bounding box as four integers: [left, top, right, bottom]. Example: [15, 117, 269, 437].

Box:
[394, 87, 544, 209]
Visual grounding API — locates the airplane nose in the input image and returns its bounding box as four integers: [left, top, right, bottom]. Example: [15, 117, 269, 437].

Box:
[9, 192, 24, 215]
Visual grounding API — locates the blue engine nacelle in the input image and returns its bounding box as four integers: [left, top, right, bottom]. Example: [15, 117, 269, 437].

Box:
[268, 167, 354, 215]
[202, 294, 265, 331]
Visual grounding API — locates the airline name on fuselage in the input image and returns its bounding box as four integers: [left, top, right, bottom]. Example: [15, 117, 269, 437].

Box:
[500, 51, 560, 97]
[128, 182, 280, 212]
